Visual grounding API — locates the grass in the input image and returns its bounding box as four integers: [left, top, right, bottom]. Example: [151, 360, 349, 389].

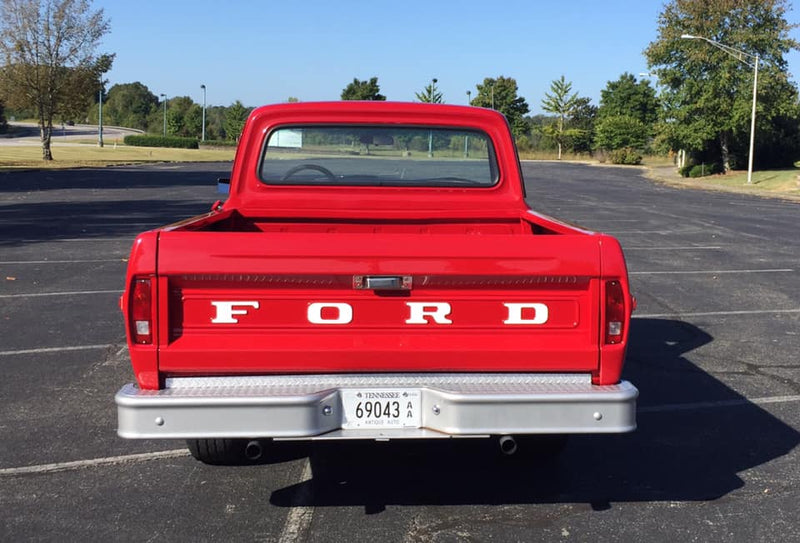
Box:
[0, 143, 235, 169]
[679, 168, 800, 195]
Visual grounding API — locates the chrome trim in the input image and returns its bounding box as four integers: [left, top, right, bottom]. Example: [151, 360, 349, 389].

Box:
[116, 373, 637, 439]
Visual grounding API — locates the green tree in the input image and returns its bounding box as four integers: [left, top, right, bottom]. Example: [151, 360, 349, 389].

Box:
[101, 82, 158, 131]
[341, 77, 386, 101]
[415, 79, 444, 103]
[646, 0, 800, 170]
[541, 76, 582, 159]
[471, 76, 530, 138]
[0, 0, 111, 160]
[595, 115, 650, 151]
[566, 97, 597, 154]
[224, 100, 250, 142]
[0, 98, 7, 133]
[595, 73, 659, 154]
[598, 73, 659, 125]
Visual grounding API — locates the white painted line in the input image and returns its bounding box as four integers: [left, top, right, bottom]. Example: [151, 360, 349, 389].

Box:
[0, 289, 121, 299]
[640, 394, 800, 414]
[625, 246, 722, 251]
[0, 344, 113, 357]
[630, 268, 792, 276]
[635, 309, 800, 319]
[19, 238, 130, 243]
[3, 394, 798, 478]
[0, 259, 125, 264]
[0, 449, 190, 477]
[278, 460, 315, 543]
[602, 230, 674, 234]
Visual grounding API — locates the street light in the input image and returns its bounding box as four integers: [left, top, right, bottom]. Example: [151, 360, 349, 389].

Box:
[428, 78, 437, 157]
[466, 90, 471, 105]
[97, 87, 104, 148]
[200, 84, 206, 142]
[681, 34, 759, 185]
[160, 93, 167, 137]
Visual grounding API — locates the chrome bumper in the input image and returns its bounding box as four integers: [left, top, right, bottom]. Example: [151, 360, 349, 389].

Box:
[116, 374, 638, 439]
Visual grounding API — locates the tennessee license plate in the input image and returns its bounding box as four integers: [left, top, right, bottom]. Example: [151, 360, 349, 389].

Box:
[341, 389, 421, 429]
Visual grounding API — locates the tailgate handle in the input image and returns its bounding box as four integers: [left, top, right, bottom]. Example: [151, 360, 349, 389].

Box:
[354, 275, 412, 291]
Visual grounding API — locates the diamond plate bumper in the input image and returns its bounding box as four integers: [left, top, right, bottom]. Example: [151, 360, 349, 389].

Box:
[116, 374, 638, 439]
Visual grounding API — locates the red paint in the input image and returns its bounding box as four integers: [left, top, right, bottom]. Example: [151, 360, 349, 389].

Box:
[121, 102, 633, 389]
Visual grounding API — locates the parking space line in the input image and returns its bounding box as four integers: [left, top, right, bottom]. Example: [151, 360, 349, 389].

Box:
[0, 259, 126, 264]
[19, 238, 130, 243]
[0, 449, 190, 477]
[278, 460, 315, 543]
[635, 309, 800, 319]
[0, 345, 113, 357]
[625, 246, 722, 251]
[630, 268, 792, 275]
[0, 290, 121, 299]
[3, 393, 798, 478]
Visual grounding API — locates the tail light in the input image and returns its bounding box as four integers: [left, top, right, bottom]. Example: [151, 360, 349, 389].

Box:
[130, 278, 153, 344]
[604, 280, 625, 344]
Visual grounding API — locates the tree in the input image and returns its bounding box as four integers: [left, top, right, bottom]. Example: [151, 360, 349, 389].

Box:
[565, 97, 597, 154]
[0, 99, 7, 133]
[471, 76, 530, 138]
[224, 100, 249, 142]
[598, 73, 659, 125]
[101, 82, 158, 131]
[541, 76, 582, 159]
[415, 79, 443, 103]
[646, 0, 800, 170]
[595, 73, 659, 152]
[0, 0, 111, 160]
[595, 115, 650, 151]
[341, 77, 386, 101]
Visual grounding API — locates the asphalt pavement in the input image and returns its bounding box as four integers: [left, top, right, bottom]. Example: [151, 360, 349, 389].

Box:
[0, 162, 798, 542]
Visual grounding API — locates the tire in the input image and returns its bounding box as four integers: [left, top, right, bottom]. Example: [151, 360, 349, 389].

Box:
[186, 438, 255, 465]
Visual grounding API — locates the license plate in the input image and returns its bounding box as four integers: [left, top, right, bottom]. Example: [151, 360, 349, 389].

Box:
[341, 388, 421, 429]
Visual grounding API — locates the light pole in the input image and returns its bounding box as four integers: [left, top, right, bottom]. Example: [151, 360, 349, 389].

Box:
[491, 82, 495, 110]
[160, 93, 167, 137]
[97, 87, 104, 148]
[428, 78, 438, 102]
[466, 90, 471, 105]
[428, 78, 437, 157]
[681, 34, 759, 185]
[200, 84, 206, 142]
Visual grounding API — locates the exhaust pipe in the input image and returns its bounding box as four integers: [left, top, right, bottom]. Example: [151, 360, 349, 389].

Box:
[244, 440, 264, 461]
[498, 435, 517, 456]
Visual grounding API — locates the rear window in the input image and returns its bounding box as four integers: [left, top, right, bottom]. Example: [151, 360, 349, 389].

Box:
[259, 125, 498, 187]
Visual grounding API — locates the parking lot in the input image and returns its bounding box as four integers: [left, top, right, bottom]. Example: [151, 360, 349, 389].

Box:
[1, 162, 798, 542]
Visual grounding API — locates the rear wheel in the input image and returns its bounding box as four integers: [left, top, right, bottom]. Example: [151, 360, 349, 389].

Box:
[186, 438, 267, 465]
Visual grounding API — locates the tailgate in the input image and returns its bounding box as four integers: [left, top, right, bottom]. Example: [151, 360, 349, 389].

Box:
[154, 231, 602, 375]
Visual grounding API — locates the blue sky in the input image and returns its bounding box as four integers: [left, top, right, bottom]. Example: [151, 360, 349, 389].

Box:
[98, 0, 800, 113]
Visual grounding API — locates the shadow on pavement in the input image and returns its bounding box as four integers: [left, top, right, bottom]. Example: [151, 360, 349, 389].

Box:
[270, 318, 799, 509]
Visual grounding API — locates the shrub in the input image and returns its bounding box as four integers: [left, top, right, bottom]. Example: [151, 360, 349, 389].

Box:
[688, 163, 721, 178]
[124, 135, 198, 149]
[199, 139, 237, 148]
[607, 147, 642, 165]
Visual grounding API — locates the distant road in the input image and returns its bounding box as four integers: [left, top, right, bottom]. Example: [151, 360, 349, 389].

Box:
[0, 122, 144, 146]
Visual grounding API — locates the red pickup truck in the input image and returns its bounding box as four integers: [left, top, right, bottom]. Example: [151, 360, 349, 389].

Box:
[116, 102, 637, 464]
